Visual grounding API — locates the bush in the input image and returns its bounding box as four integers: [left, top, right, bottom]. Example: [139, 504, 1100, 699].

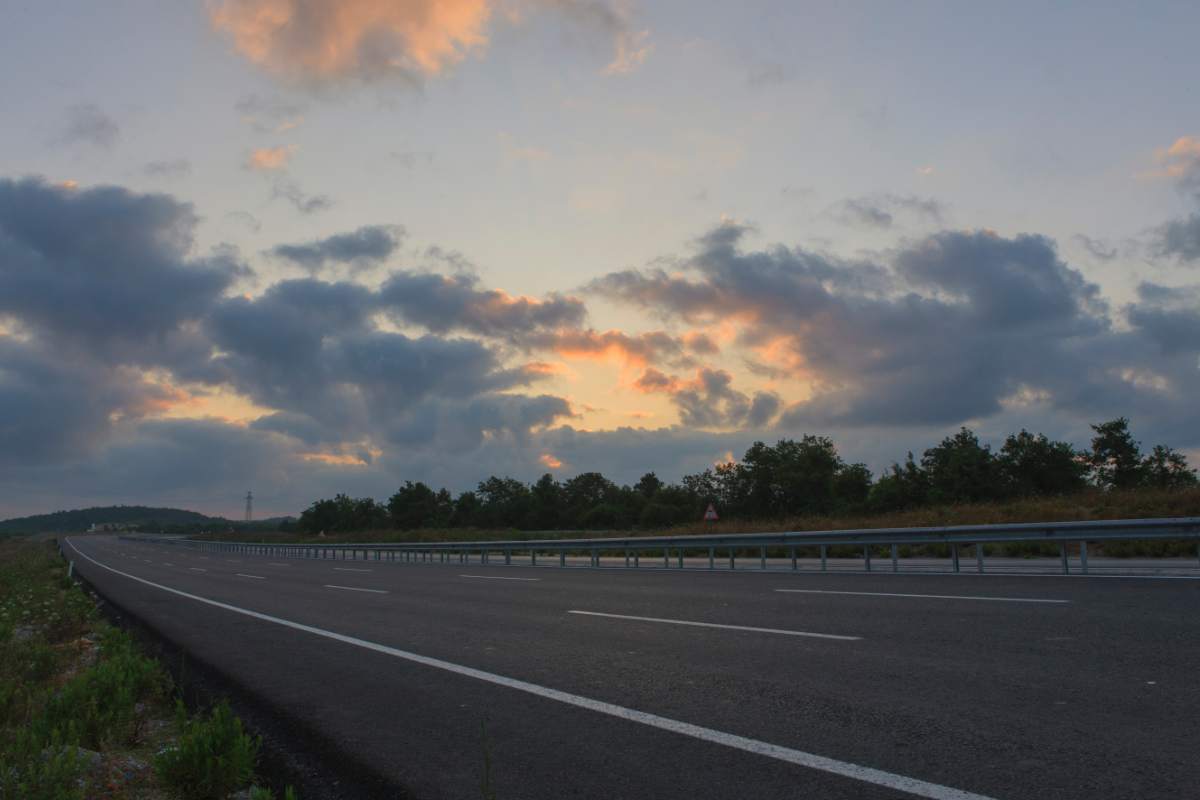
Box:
[0, 728, 86, 800]
[155, 700, 260, 800]
[35, 629, 165, 749]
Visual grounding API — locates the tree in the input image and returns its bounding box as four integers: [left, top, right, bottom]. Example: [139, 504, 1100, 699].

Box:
[921, 428, 1000, 503]
[387, 481, 448, 529]
[634, 472, 663, 499]
[528, 473, 564, 529]
[869, 453, 928, 511]
[1142, 445, 1198, 489]
[997, 430, 1088, 497]
[475, 477, 532, 528]
[1089, 418, 1144, 490]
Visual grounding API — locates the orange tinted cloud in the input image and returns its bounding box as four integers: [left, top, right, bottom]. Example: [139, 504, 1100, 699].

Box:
[246, 145, 296, 171]
[538, 452, 563, 469]
[1141, 135, 1200, 180]
[540, 329, 687, 368]
[210, 0, 491, 83]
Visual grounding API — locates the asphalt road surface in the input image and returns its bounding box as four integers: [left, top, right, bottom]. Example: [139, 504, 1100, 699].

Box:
[65, 535, 1199, 800]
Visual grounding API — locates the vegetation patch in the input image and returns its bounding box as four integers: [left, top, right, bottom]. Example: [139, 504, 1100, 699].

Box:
[0, 539, 296, 800]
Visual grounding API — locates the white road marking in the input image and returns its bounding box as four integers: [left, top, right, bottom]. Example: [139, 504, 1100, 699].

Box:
[65, 538, 998, 800]
[459, 574, 540, 582]
[333, 567, 372, 573]
[225, 559, 242, 563]
[775, 589, 1068, 604]
[324, 584, 388, 594]
[268, 562, 290, 567]
[236, 573, 266, 580]
[189, 568, 207, 572]
[568, 610, 860, 641]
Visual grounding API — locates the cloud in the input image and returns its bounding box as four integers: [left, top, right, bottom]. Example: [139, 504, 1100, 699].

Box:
[0, 177, 243, 364]
[54, 104, 119, 149]
[1148, 136, 1200, 263]
[537, 0, 651, 75]
[1154, 214, 1200, 263]
[234, 93, 306, 132]
[591, 220, 1196, 434]
[833, 194, 945, 229]
[379, 271, 586, 342]
[1074, 234, 1118, 262]
[633, 366, 780, 429]
[143, 159, 192, 180]
[246, 145, 297, 171]
[271, 177, 333, 213]
[210, 0, 491, 85]
[269, 224, 405, 273]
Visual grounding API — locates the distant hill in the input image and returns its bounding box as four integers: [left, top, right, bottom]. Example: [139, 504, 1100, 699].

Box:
[0, 505, 223, 534]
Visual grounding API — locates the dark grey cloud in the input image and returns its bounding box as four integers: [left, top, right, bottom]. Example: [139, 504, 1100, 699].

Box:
[272, 178, 333, 214]
[269, 225, 404, 273]
[1126, 282, 1200, 355]
[833, 194, 945, 229]
[594, 221, 1195, 438]
[1074, 234, 1118, 262]
[1154, 213, 1200, 263]
[0, 177, 243, 363]
[633, 367, 780, 430]
[55, 103, 119, 149]
[143, 159, 192, 180]
[379, 271, 586, 343]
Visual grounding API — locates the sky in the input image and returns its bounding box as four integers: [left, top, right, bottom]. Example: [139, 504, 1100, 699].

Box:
[1, 0, 1199, 519]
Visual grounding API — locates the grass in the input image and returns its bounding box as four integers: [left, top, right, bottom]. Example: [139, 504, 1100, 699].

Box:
[0, 539, 298, 800]
[194, 487, 1200, 556]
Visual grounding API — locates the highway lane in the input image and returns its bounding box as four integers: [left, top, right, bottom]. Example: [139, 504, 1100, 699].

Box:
[66, 536, 1199, 800]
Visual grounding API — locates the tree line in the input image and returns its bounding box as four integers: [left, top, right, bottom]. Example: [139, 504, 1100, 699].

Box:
[294, 417, 1196, 534]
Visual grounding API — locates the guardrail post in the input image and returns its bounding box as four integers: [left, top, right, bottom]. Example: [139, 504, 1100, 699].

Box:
[678, 549, 684, 569]
[891, 544, 898, 573]
[559, 550, 566, 568]
[592, 548, 599, 568]
[635, 551, 640, 568]
[625, 549, 630, 568]
[951, 544, 960, 573]
[1080, 541, 1088, 575]
[864, 545, 871, 572]
[505, 549, 511, 566]
[729, 548, 735, 570]
[790, 547, 797, 571]
[663, 548, 669, 568]
[760, 546, 767, 570]
[820, 545, 827, 572]
[1060, 543, 1069, 574]
[708, 547, 714, 569]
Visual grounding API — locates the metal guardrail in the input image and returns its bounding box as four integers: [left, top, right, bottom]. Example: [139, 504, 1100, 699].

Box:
[119, 517, 1200, 575]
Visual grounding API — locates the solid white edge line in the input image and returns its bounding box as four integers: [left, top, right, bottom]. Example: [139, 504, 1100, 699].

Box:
[333, 567, 372, 573]
[775, 589, 1068, 604]
[188, 568, 207, 572]
[459, 574, 541, 582]
[236, 573, 266, 580]
[65, 538, 998, 800]
[568, 610, 861, 641]
[324, 584, 388, 594]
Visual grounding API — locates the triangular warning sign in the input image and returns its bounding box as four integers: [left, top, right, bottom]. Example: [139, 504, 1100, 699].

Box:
[703, 503, 719, 521]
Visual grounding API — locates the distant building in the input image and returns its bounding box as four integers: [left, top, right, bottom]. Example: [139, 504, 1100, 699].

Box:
[87, 522, 139, 532]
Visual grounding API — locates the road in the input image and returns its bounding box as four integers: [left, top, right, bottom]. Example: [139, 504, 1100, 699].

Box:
[65, 535, 1199, 800]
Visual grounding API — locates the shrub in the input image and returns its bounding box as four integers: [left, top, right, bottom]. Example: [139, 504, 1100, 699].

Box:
[35, 629, 165, 749]
[155, 700, 260, 800]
